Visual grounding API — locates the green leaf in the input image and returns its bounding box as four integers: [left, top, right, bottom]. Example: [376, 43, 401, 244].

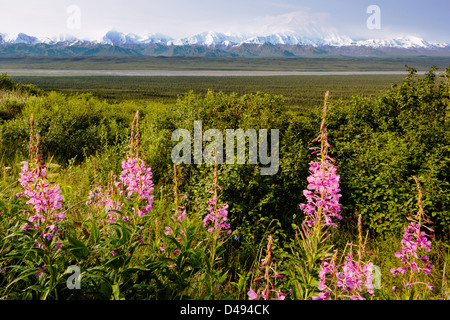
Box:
[373, 265, 382, 289]
[67, 236, 89, 259]
[89, 222, 101, 244]
[6, 267, 38, 289]
[112, 283, 123, 300]
[99, 280, 113, 298]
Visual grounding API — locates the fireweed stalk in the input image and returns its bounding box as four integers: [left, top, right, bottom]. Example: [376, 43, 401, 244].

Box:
[115, 111, 154, 222]
[390, 176, 434, 299]
[159, 164, 188, 265]
[98, 112, 153, 218]
[313, 215, 375, 300]
[17, 115, 65, 250]
[299, 91, 342, 233]
[203, 150, 231, 239]
[248, 235, 285, 300]
[203, 150, 231, 298]
[289, 92, 342, 299]
[86, 170, 122, 223]
[86, 111, 153, 249]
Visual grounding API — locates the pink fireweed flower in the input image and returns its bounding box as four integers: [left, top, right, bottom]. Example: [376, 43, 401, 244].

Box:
[247, 287, 259, 300]
[114, 110, 154, 218]
[390, 176, 434, 296]
[314, 252, 374, 300]
[160, 206, 188, 260]
[299, 91, 342, 229]
[17, 125, 65, 248]
[86, 184, 122, 222]
[18, 163, 64, 216]
[248, 285, 286, 301]
[299, 160, 342, 228]
[314, 215, 374, 300]
[164, 226, 173, 236]
[176, 209, 186, 222]
[88, 111, 153, 224]
[203, 148, 231, 238]
[115, 154, 154, 217]
[203, 196, 231, 237]
[35, 265, 47, 277]
[276, 290, 286, 300]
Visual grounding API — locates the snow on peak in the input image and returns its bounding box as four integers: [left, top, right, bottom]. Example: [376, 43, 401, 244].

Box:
[15, 33, 39, 45]
[354, 35, 435, 48]
[0, 33, 39, 45]
[0, 30, 447, 49]
[101, 30, 173, 45]
[167, 31, 244, 46]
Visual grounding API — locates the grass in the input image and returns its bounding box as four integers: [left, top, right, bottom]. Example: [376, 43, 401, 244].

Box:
[10, 74, 405, 110]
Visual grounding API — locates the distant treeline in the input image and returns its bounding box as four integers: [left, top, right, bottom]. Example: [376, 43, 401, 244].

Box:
[1, 56, 450, 71]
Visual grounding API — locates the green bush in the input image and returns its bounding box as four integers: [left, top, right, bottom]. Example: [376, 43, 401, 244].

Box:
[327, 66, 450, 234]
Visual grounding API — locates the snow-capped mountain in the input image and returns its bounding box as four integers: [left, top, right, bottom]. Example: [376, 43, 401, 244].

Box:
[167, 31, 246, 46]
[0, 32, 40, 45]
[353, 36, 446, 49]
[102, 30, 173, 46]
[1, 30, 447, 49]
[239, 31, 355, 47]
[0, 30, 448, 57]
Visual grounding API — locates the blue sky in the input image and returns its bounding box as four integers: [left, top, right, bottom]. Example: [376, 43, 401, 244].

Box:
[0, 0, 448, 42]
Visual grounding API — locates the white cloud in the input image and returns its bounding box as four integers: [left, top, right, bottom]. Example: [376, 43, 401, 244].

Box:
[0, 1, 448, 43]
[251, 10, 339, 38]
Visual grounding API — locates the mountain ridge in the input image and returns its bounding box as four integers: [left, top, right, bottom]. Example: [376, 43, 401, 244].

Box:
[0, 30, 449, 58]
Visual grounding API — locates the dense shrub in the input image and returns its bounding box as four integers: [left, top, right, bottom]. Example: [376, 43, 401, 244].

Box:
[327, 66, 450, 234]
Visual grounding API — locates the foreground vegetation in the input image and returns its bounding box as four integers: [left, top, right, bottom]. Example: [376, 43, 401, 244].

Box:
[0, 66, 449, 300]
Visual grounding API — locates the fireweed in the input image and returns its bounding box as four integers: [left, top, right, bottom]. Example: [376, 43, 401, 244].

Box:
[17, 115, 65, 250]
[115, 111, 154, 221]
[299, 91, 342, 231]
[288, 92, 343, 300]
[159, 164, 188, 266]
[203, 150, 231, 238]
[87, 111, 153, 229]
[248, 235, 285, 300]
[202, 150, 232, 298]
[313, 215, 375, 300]
[86, 170, 122, 223]
[85, 111, 154, 271]
[203, 190, 231, 238]
[390, 176, 434, 299]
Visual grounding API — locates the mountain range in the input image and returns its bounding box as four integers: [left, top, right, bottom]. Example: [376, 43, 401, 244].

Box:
[0, 30, 449, 58]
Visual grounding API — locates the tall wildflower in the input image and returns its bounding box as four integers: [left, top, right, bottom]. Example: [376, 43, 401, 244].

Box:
[88, 111, 154, 224]
[202, 149, 231, 299]
[203, 150, 231, 238]
[391, 176, 434, 298]
[86, 110, 153, 253]
[86, 160, 123, 222]
[248, 235, 285, 300]
[115, 111, 154, 220]
[160, 164, 188, 263]
[299, 91, 342, 231]
[313, 215, 375, 300]
[288, 92, 342, 300]
[17, 115, 65, 249]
